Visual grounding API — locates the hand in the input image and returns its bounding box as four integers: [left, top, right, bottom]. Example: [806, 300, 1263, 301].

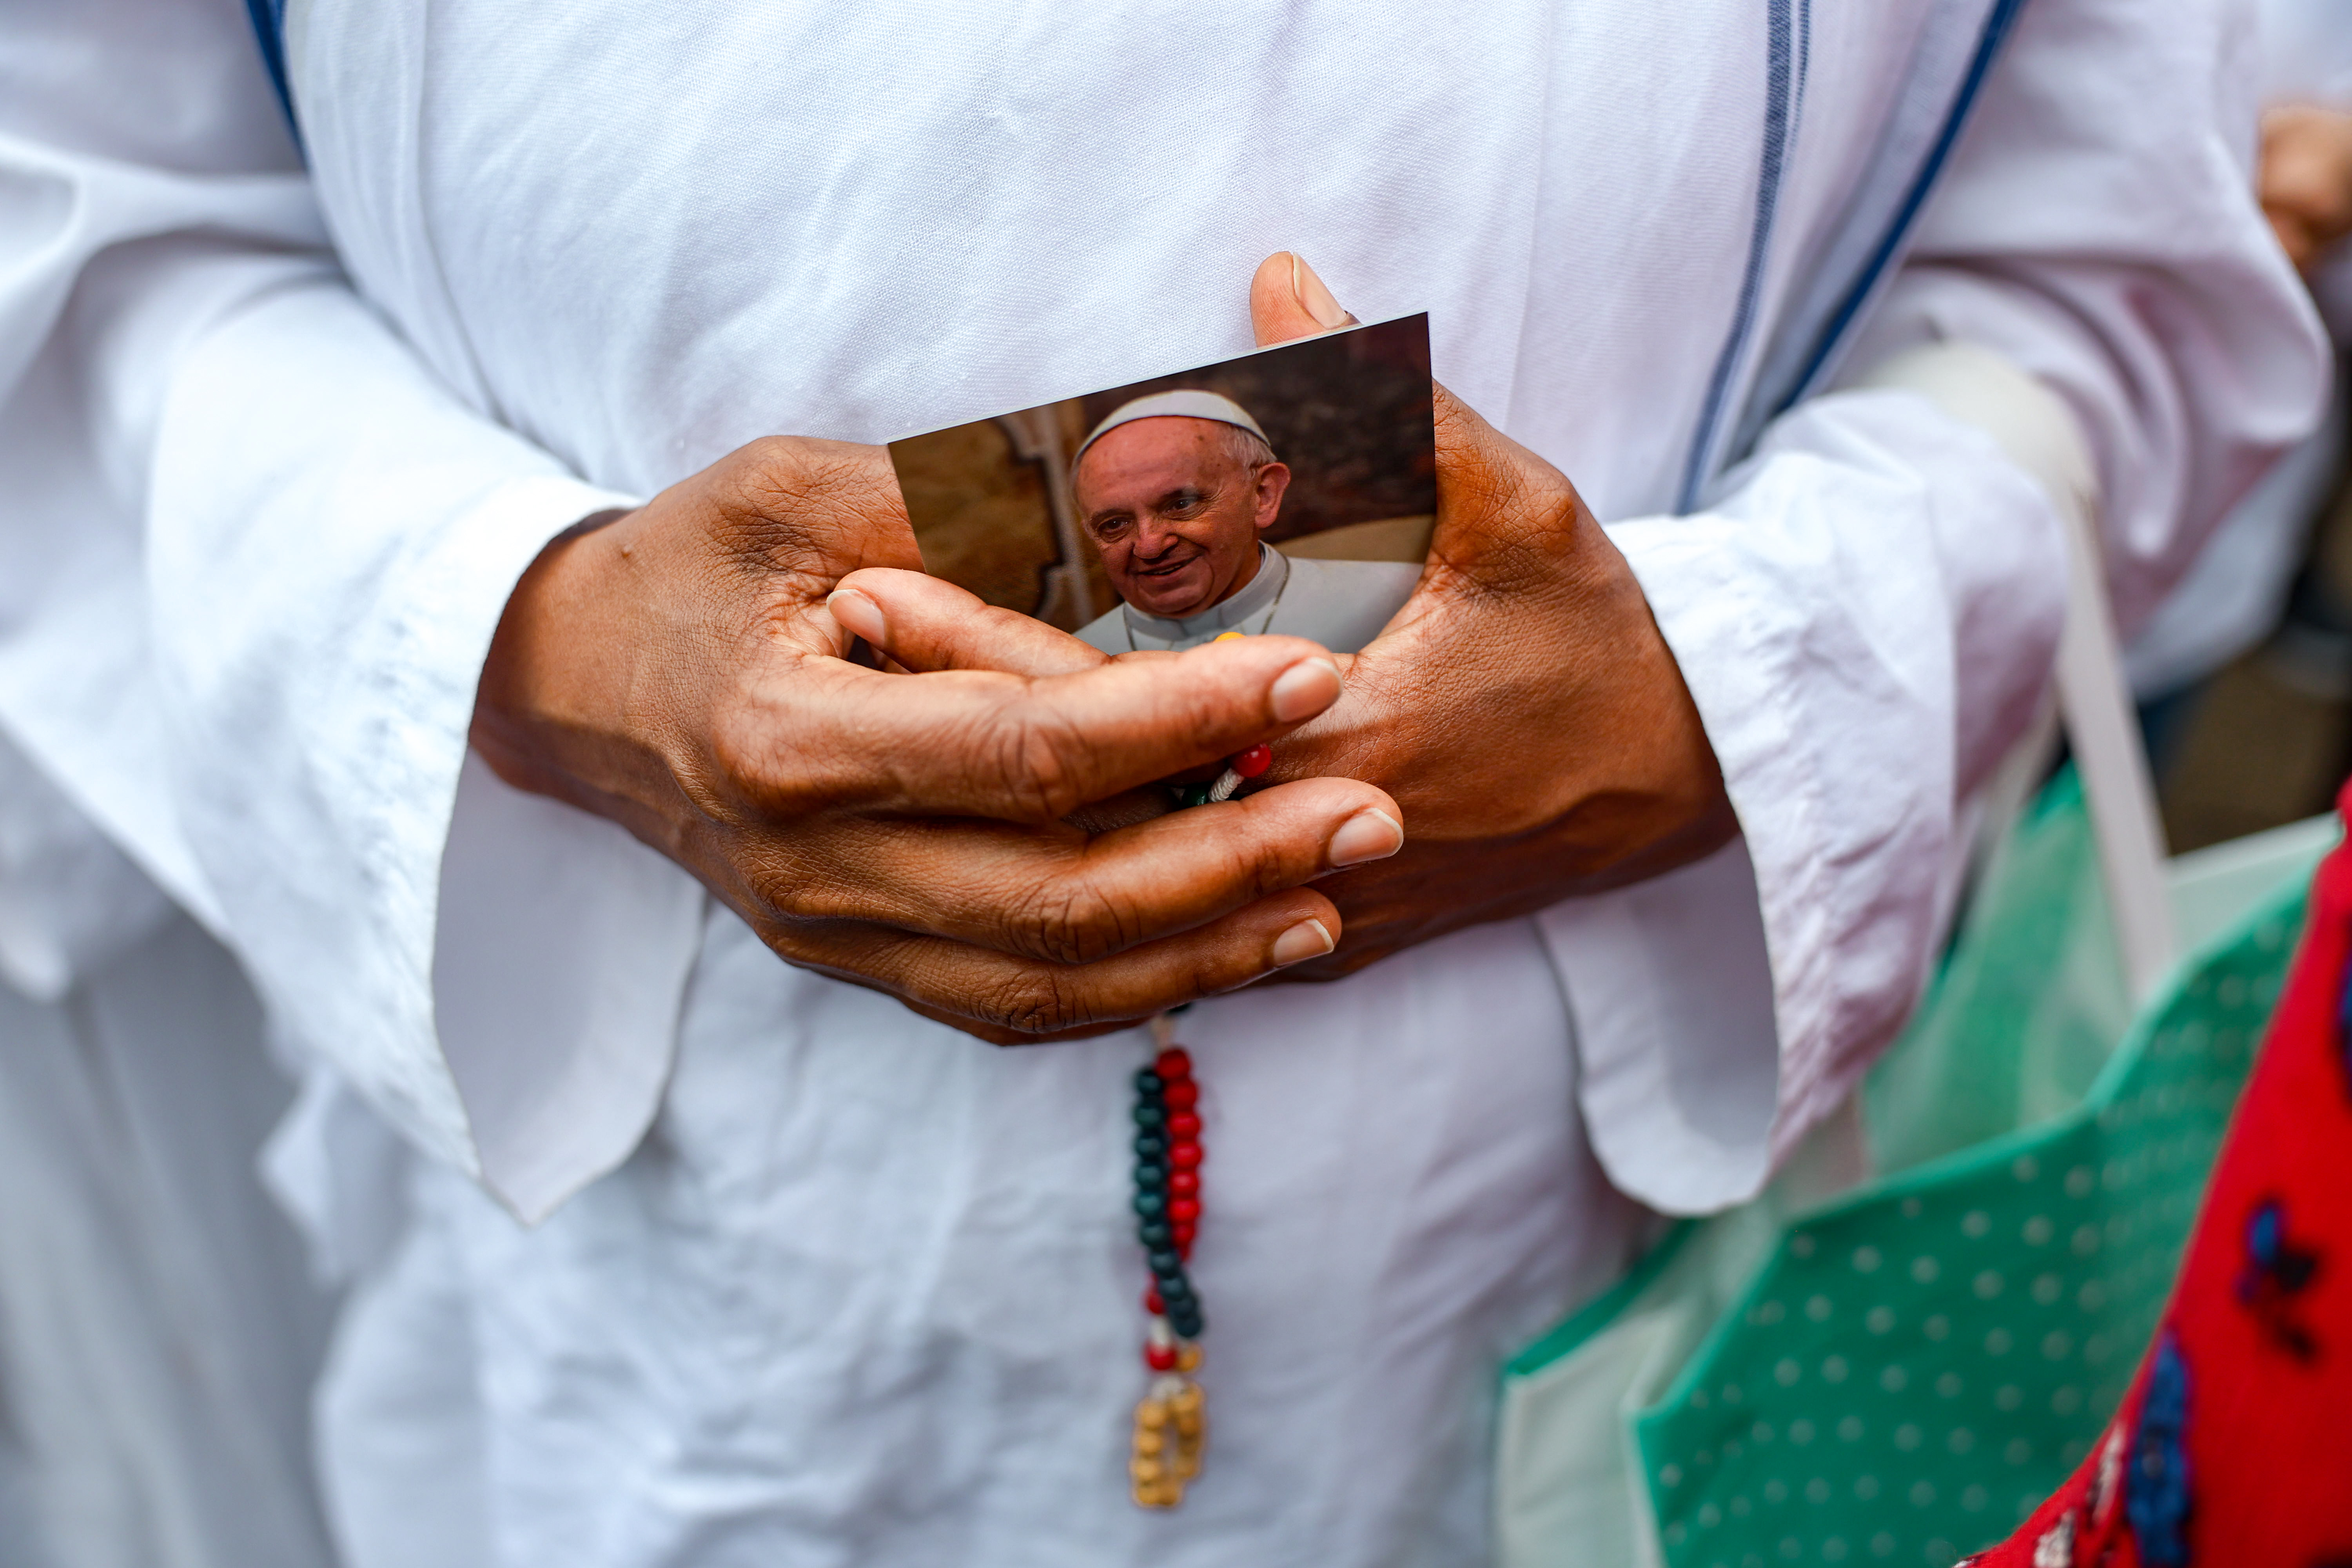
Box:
[471, 436, 1405, 1041]
[1243, 254, 1735, 976]
[2261, 104, 2352, 274]
[838, 253, 1735, 983]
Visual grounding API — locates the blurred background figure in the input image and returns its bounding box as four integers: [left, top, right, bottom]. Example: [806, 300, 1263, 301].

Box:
[0, 739, 337, 1568]
[2143, 0, 2352, 845]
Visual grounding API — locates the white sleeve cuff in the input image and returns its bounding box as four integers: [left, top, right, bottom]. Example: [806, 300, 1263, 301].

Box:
[434, 755, 707, 1222]
[148, 276, 647, 1187]
[1570, 379, 2072, 1211]
[1536, 837, 1780, 1215]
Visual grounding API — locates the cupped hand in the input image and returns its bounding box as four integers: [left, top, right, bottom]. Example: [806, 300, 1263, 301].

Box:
[471, 435, 1405, 1041]
[839, 254, 1734, 982]
[1240, 254, 1735, 976]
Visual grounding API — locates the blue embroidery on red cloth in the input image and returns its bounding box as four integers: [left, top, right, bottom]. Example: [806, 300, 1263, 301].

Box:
[2127, 1332, 2193, 1567]
[2336, 933, 2352, 1096]
[2239, 1197, 2323, 1361]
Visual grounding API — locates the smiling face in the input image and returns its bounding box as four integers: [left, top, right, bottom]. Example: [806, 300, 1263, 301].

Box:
[1072, 417, 1291, 619]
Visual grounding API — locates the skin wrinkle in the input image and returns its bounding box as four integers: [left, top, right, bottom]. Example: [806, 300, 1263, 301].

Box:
[474, 424, 1385, 1037]
[670, 645, 1364, 967]
[784, 794, 1325, 966]
[1002, 867, 1145, 968]
[1216, 327, 1731, 980]
[1074, 416, 1288, 620]
[474, 255, 1731, 1037]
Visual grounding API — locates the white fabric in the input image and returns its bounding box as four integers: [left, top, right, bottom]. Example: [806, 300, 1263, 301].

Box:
[2126, 393, 2340, 698]
[1851, 341, 2180, 1000]
[2120, 0, 2352, 697]
[1535, 841, 1783, 1214]
[0, 909, 336, 1568]
[432, 755, 706, 1221]
[1073, 545, 1425, 656]
[333, 913, 1648, 1568]
[0, 0, 2324, 1561]
[0, 732, 171, 1004]
[2259, 0, 2352, 105]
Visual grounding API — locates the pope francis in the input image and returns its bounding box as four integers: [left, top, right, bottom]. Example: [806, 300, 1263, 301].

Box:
[1069, 389, 1422, 656]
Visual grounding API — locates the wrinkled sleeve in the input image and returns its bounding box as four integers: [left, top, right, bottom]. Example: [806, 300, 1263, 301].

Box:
[1552, 0, 2327, 1215]
[0, 0, 696, 1218]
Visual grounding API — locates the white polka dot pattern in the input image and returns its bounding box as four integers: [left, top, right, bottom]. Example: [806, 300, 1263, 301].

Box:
[1635, 889, 2302, 1568]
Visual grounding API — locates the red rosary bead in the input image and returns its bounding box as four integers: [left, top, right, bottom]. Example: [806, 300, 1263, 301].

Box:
[1168, 1197, 1201, 1223]
[1168, 1169, 1199, 1197]
[1168, 1112, 1201, 1139]
[1154, 1047, 1192, 1080]
[1168, 1140, 1201, 1169]
[1145, 1282, 1165, 1315]
[1163, 1079, 1199, 1111]
[1233, 742, 1273, 779]
[1172, 1221, 1196, 1246]
[1145, 1342, 1178, 1372]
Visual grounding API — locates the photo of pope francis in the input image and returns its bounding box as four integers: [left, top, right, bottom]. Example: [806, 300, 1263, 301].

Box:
[1070, 390, 1422, 655]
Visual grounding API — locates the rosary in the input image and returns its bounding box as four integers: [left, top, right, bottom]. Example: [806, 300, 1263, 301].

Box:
[1125, 721, 1274, 1508]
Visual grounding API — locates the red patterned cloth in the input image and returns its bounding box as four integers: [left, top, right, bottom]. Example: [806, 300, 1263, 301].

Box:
[1963, 784, 2352, 1568]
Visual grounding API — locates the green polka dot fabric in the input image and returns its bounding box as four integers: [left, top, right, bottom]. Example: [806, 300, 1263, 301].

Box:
[1494, 773, 2324, 1568]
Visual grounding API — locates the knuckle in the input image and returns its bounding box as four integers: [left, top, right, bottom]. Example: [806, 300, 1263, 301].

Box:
[704, 706, 771, 790]
[705, 705, 806, 809]
[981, 967, 1090, 1035]
[1231, 813, 1310, 896]
[706, 694, 864, 817]
[1004, 869, 1145, 964]
[733, 434, 800, 473]
[761, 868, 856, 925]
[986, 703, 1092, 820]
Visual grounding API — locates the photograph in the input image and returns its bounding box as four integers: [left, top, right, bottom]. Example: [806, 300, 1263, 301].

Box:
[889, 314, 1436, 655]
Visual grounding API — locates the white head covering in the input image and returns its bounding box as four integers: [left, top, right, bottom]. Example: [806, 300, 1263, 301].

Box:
[1072, 389, 1274, 465]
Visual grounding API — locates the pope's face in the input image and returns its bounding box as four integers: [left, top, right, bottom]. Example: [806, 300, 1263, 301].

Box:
[1073, 417, 1291, 619]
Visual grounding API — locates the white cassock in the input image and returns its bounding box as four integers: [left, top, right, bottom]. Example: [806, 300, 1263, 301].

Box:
[1075, 545, 1423, 656]
[0, 0, 2323, 1564]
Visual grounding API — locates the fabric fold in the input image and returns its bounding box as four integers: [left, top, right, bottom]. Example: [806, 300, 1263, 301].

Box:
[149, 275, 638, 1179]
[1590, 388, 2071, 1205]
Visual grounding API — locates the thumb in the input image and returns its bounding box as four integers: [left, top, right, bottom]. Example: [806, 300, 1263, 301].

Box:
[1239, 255, 1588, 592]
[1240, 253, 1544, 548]
[1249, 252, 1356, 347]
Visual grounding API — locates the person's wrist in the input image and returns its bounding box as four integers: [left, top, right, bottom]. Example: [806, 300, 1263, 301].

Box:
[471, 506, 681, 829]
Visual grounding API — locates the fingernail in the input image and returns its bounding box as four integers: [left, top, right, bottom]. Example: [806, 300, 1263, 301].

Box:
[1269, 657, 1342, 723]
[1326, 808, 1403, 867]
[826, 587, 885, 645]
[1290, 254, 1352, 329]
[1270, 917, 1336, 966]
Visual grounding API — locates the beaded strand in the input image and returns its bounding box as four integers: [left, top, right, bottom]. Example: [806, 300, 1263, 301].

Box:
[1172, 739, 1272, 809]
[1129, 1012, 1207, 1506]
[1129, 688, 1276, 1506]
